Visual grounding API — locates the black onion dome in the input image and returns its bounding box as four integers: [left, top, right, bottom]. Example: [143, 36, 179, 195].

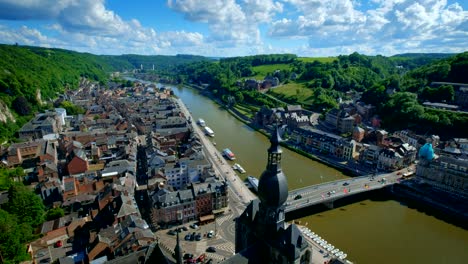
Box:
[257, 126, 288, 207]
[258, 169, 288, 207]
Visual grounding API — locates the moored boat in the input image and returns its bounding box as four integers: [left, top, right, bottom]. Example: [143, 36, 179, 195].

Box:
[247, 176, 259, 192]
[222, 148, 236, 160]
[204, 126, 215, 137]
[232, 163, 246, 173]
[197, 118, 206, 127]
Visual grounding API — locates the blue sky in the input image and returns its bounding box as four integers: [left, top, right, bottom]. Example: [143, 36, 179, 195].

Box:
[0, 0, 466, 57]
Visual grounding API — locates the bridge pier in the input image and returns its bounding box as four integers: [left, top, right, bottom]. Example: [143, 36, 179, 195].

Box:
[323, 201, 334, 209]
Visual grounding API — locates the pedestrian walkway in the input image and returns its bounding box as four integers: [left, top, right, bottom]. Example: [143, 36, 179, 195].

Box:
[216, 213, 233, 227]
[210, 240, 235, 254]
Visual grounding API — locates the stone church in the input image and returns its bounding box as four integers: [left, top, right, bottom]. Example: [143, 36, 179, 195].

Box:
[222, 126, 312, 264]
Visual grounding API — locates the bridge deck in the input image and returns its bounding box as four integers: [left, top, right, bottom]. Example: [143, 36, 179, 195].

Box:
[285, 166, 414, 213]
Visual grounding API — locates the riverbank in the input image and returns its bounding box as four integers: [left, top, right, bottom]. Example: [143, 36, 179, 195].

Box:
[391, 181, 468, 227]
[175, 98, 256, 205]
[181, 81, 364, 177]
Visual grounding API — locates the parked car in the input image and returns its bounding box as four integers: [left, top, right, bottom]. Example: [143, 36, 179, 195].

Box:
[195, 233, 202, 241]
[294, 194, 302, 200]
[207, 230, 214, 238]
[184, 234, 191, 241]
[181, 226, 188, 231]
[183, 253, 194, 260]
[190, 232, 196, 241]
[343, 182, 349, 186]
[167, 230, 176, 236]
[190, 223, 199, 229]
[206, 246, 216, 253]
[55, 240, 63, 248]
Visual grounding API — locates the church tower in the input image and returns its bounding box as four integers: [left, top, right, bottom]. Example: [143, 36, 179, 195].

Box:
[256, 126, 289, 238]
[232, 126, 312, 264]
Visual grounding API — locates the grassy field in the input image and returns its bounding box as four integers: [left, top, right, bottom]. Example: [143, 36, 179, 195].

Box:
[270, 82, 315, 105]
[250, 64, 292, 79]
[298, 57, 337, 63]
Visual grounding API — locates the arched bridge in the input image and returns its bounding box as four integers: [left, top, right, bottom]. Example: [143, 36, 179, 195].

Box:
[285, 166, 414, 213]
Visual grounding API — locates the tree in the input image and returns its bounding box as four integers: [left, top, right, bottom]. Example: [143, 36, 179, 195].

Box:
[0, 209, 25, 262]
[5, 185, 45, 226]
[45, 207, 65, 221]
[12, 96, 31, 115]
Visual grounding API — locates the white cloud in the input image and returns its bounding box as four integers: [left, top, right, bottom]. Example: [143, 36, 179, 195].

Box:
[0, 25, 63, 47]
[0, 0, 210, 54]
[269, 0, 467, 55]
[167, 0, 283, 46]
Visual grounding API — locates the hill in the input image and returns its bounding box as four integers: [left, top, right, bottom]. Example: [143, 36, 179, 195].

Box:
[0, 44, 210, 141]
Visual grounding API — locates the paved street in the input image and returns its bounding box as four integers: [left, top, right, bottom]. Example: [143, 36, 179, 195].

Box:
[178, 99, 257, 204]
[286, 165, 415, 212]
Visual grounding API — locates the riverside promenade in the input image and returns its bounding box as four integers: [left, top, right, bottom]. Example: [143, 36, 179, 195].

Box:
[176, 99, 257, 204]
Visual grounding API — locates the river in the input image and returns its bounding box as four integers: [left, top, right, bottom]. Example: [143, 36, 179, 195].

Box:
[153, 81, 468, 264]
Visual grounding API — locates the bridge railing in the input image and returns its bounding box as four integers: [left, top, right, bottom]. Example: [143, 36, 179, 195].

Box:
[287, 174, 372, 198]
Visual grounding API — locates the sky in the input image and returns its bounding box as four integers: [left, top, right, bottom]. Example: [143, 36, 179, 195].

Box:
[0, 0, 466, 57]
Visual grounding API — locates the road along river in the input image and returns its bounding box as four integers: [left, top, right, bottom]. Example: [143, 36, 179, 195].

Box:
[166, 83, 468, 264]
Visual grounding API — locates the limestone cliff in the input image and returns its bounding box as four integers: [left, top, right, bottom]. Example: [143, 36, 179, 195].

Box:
[0, 100, 16, 123]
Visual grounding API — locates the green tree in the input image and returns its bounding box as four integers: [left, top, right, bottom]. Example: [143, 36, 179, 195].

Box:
[5, 185, 45, 226]
[45, 207, 65, 221]
[12, 96, 31, 115]
[0, 209, 26, 262]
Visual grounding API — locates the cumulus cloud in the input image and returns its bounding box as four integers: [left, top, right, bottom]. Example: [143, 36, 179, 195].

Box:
[167, 0, 283, 46]
[269, 0, 468, 54]
[0, 0, 210, 54]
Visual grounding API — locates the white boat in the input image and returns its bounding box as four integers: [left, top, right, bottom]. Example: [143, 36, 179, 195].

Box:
[204, 126, 215, 137]
[197, 118, 206, 127]
[247, 176, 259, 192]
[233, 163, 246, 173]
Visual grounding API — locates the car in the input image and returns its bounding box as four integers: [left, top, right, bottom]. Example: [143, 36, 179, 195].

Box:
[190, 223, 199, 229]
[184, 234, 191, 241]
[343, 182, 349, 186]
[181, 226, 188, 231]
[190, 232, 196, 241]
[39, 258, 51, 264]
[195, 233, 202, 241]
[55, 240, 63, 248]
[183, 253, 194, 260]
[294, 194, 302, 200]
[207, 230, 214, 238]
[167, 230, 176, 236]
[206, 246, 216, 253]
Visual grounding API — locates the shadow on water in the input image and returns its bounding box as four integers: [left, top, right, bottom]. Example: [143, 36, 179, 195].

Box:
[286, 186, 468, 230]
[392, 194, 468, 230]
[286, 188, 390, 221]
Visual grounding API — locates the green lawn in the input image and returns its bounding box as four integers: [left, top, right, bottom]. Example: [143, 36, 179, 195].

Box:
[298, 57, 337, 63]
[270, 82, 315, 105]
[250, 64, 292, 79]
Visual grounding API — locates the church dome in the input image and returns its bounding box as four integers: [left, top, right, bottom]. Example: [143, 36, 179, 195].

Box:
[419, 143, 434, 161]
[257, 127, 289, 207]
[258, 169, 288, 207]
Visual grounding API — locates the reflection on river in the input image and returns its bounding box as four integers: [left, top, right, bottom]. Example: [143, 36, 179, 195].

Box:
[166, 83, 467, 264]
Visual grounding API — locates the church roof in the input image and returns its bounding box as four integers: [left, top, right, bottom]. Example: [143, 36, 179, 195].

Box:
[258, 126, 288, 207]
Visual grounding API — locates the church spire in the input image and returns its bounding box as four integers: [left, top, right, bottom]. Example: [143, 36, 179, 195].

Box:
[267, 125, 283, 172]
[257, 126, 288, 207]
[174, 231, 183, 264]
